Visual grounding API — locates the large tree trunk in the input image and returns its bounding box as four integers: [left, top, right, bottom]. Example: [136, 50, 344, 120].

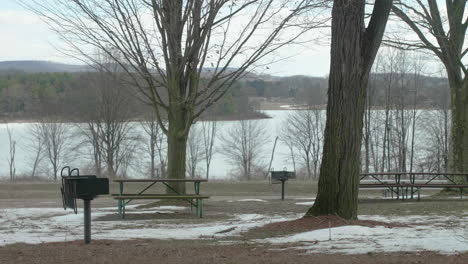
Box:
[449, 77, 468, 177]
[166, 106, 190, 194]
[306, 0, 392, 220]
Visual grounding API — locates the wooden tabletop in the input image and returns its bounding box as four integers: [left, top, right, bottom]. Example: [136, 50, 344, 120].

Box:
[113, 178, 208, 183]
[361, 172, 468, 176]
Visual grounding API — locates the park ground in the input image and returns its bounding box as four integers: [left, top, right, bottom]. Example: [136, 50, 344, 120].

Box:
[0, 180, 467, 263]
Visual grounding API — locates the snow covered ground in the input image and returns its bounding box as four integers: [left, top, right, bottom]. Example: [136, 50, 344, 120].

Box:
[1, 205, 467, 254]
[0, 205, 297, 245]
[260, 214, 468, 254]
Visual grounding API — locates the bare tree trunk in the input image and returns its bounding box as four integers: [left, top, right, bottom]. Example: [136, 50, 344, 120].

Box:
[449, 78, 468, 174]
[166, 106, 190, 193]
[6, 125, 16, 182]
[306, 0, 392, 220]
[443, 107, 449, 171]
[202, 120, 217, 179]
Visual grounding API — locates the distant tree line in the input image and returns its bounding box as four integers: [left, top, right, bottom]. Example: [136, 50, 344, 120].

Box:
[243, 72, 449, 109]
[0, 71, 259, 121]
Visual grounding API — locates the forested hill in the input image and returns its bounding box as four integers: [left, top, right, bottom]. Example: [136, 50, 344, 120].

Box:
[0, 61, 91, 73]
[0, 61, 450, 121]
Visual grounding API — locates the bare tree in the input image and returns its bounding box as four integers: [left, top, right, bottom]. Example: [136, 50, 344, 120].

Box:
[201, 119, 217, 179]
[187, 125, 205, 178]
[26, 123, 46, 179]
[408, 55, 425, 173]
[82, 121, 103, 176]
[142, 111, 167, 178]
[6, 125, 16, 181]
[38, 119, 69, 181]
[27, 0, 328, 193]
[366, 49, 426, 173]
[71, 52, 141, 179]
[93, 69, 139, 179]
[391, 0, 468, 174]
[307, 0, 393, 220]
[421, 108, 450, 172]
[220, 120, 269, 180]
[280, 108, 324, 178]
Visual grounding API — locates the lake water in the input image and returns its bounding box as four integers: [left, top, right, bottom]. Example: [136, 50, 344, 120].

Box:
[0, 110, 444, 180]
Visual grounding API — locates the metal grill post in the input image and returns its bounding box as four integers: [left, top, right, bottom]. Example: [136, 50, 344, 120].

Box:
[84, 199, 91, 244]
[281, 180, 285, 201]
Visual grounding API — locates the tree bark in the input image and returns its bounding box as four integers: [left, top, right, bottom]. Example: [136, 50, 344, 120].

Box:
[449, 77, 468, 175]
[166, 105, 190, 194]
[306, 0, 392, 220]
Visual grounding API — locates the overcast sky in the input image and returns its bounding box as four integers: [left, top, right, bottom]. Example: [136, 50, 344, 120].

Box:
[0, 0, 333, 77]
[1, 1, 461, 78]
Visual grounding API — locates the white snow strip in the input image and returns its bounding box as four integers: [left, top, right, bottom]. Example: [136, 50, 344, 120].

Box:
[295, 202, 315, 206]
[236, 199, 267, 203]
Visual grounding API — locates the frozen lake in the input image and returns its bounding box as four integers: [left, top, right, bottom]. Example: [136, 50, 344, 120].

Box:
[0, 109, 444, 180]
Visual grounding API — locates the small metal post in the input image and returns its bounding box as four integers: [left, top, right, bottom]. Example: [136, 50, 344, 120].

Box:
[84, 199, 91, 244]
[199, 199, 203, 218]
[281, 180, 286, 201]
[119, 182, 125, 219]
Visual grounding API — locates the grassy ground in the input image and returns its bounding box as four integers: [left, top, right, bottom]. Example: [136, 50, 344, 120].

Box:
[0, 179, 466, 215]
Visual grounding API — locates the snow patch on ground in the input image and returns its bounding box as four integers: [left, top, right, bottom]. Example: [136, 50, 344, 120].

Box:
[0, 207, 298, 245]
[295, 202, 315, 206]
[226, 199, 267, 203]
[1, 206, 467, 255]
[237, 199, 267, 202]
[258, 213, 468, 254]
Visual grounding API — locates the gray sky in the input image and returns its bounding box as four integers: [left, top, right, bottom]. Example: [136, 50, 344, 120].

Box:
[0, 0, 331, 77]
[1, 1, 463, 78]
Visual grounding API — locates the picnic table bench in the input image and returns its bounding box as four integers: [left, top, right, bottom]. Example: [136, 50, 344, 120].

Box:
[112, 179, 209, 219]
[359, 172, 468, 200]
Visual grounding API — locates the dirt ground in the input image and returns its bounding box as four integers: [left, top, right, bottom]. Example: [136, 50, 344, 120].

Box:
[1, 181, 467, 263]
[1, 239, 468, 264]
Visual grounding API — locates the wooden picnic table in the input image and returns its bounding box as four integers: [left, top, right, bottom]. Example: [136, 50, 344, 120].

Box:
[360, 172, 468, 200]
[112, 178, 209, 219]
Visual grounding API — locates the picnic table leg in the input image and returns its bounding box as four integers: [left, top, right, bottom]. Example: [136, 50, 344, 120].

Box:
[119, 182, 126, 219]
[193, 182, 199, 216]
[198, 199, 203, 218]
[417, 187, 420, 201]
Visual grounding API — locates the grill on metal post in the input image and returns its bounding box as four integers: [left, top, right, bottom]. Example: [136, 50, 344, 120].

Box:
[271, 169, 296, 200]
[60, 166, 109, 244]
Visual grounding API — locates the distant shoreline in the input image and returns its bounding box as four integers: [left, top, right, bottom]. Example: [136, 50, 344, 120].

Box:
[0, 111, 272, 124]
[0, 106, 451, 124]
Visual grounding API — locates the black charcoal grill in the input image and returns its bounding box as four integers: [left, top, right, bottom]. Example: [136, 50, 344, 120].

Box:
[271, 170, 296, 200]
[60, 166, 109, 244]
